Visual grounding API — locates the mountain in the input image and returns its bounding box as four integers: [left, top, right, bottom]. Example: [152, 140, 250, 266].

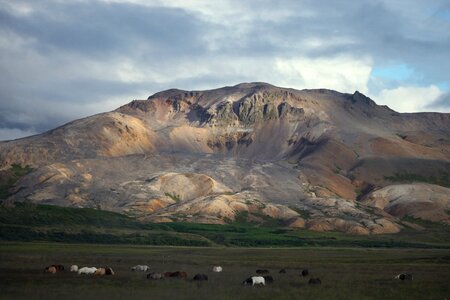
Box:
[1, 82, 449, 235]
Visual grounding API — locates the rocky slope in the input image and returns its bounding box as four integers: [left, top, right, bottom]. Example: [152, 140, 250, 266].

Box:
[1, 82, 449, 234]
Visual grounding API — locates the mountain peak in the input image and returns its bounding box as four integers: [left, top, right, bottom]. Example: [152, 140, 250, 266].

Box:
[1, 83, 449, 235]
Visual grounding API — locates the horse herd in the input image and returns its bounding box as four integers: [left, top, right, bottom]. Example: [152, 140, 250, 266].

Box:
[241, 268, 321, 286]
[44, 264, 114, 276]
[43, 264, 413, 286]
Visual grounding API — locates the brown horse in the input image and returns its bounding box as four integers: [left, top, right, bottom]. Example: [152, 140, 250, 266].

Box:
[165, 271, 188, 279]
[44, 266, 57, 274]
[105, 267, 114, 275]
[53, 265, 64, 271]
[95, 268, 106, 276]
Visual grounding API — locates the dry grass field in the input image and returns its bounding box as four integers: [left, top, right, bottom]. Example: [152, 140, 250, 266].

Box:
[0, 242, 449, 300]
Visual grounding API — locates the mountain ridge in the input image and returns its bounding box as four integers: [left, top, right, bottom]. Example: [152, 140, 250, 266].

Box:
[1, 82, 449, 235]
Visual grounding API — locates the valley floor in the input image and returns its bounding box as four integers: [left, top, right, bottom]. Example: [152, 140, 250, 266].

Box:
[0, 242, 449, 300]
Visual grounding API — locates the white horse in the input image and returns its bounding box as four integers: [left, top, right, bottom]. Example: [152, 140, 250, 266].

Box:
[212, 266, 222, 273]
[78, 267, 97, 275]
[131, 265, 149, 272]
[70, 265, 78, 272]
[243, 276, 265, 286]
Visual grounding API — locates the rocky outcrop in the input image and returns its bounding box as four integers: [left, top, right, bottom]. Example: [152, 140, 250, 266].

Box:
[199, 92, 305, 127]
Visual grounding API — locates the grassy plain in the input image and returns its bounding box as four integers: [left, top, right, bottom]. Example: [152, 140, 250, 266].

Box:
[0, 242, 449, 300]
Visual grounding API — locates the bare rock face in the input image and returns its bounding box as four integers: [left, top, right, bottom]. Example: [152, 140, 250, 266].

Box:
[1, 82, 449, 234]
[362, 184, 450, 224]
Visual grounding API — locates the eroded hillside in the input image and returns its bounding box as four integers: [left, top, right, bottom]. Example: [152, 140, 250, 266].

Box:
[1, 83, 449, 234]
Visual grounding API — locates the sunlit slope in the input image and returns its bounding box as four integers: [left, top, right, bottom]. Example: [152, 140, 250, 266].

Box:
[1, 83, 449, 234]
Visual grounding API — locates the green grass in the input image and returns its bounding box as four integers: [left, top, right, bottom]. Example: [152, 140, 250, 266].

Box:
[0, 242, 449, 300]
[384, 172, 450, 188]
[1, 203, 449, 248]
[0, 202, 140, 228]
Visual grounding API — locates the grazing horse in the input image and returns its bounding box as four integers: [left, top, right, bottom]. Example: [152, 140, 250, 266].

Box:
[147, 272, 164, 280]
[53, 265, 64, 271]
[394, 273, 413, 281]
[263, 275, 274, 284]
[44, 266, 57, 274]
[105, 267, 114, 275]
[131, 265, 149, 272]
[193, 274, 208, 281]
[70, 265, 78, 272]
[308, 278, 321, 285]
[243, 276, 265, 286]
[301, 269, 309, 277]
[168, 271, 188, 279]
[212, 266, 223, 273]
[256, 269, 269, 275]
[78, 267, 97, 275]
[95, 268, 106, 276]
[279, 269, 286, 274]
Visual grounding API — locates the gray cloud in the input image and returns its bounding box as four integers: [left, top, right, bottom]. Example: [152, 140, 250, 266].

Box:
[0, 0, 449, 141]
[426, 92, 450, 110]
[0, 2, 207, 58]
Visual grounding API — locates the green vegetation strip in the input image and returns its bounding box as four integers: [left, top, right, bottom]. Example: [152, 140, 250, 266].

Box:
[1, 203, 449, 248]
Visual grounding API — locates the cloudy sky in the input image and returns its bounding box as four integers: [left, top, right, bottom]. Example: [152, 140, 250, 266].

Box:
[1, 0, 449, 140]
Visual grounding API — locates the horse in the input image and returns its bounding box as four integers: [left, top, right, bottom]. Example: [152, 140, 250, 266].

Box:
[53, 265, 64, 271]
[394, 273, 413, 281]
[301, 269, 309, 277]
[70, 265, 78, 272]
[212, 266, 223, 272]
[193, 273, 208, 281]
[131, 265, 149, 272]
[44, 266, 57, 274]
[78, 267, 97, 275]
[243, 276, 265, 286]
[164, 271, 173, 278]
[279, 269, 286, 274]
[105, 267, 114, 275]
[168, 271, 188, 279]
[147, 272, 164, 280]
[256, 269, 269, 274]
[95, 268, 106, 276]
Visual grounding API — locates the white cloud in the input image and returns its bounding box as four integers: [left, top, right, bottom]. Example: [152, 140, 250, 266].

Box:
[98, 0, 302, 24]
[1, 0, 449, 142]
[275, 56, 372, 93]
[0, 0, 34, 17]
[122, 55, 373, 95]
[372, 85, 446, 112]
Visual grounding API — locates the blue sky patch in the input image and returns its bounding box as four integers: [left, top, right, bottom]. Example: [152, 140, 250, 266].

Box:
[437, 82, 450, 91]
[371, 64, 414, 81]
